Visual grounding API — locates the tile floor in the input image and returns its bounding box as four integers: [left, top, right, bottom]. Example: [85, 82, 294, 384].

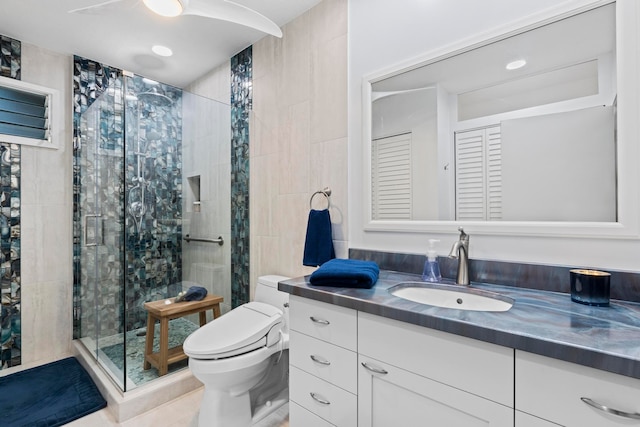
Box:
[66, 387, 290, 427]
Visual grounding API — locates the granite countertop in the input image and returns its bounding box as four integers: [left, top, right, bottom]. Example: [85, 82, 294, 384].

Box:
[278, 270, 640, 380]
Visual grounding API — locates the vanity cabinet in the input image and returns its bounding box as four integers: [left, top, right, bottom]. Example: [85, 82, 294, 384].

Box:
[288, 295, 640, 427]
[516, 351, 640, 426]
[289, 296, 358, 427]
[358, 312, 514, 426]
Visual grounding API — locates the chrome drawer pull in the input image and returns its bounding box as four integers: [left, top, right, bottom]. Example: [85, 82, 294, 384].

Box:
[361, 362, 389, 375]
[310, 316, 330, 325]
[310, 354, 331, 366]
[310, 392, 331, 405]
[581, 397, 640, 420]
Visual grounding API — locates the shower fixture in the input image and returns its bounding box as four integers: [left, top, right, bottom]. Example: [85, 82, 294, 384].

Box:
[128, 90, 172, 234]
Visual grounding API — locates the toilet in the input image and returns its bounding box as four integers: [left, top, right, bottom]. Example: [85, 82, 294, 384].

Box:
[184, 275, 291, 426]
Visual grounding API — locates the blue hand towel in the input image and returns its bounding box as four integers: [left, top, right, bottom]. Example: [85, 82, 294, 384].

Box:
[309, 258, 380, 289]
[303, 209, 335, 267]
[183, 286, 208, 301]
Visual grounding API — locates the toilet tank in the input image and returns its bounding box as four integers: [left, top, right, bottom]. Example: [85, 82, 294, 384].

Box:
[255, 275, 291, 331]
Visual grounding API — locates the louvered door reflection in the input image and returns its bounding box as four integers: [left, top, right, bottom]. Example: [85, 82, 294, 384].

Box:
[371, 133, 412, 220]
[454, 126, 502, 221]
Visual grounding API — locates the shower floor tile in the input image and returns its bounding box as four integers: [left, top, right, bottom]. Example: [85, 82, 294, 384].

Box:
[99, 317, 199, 387]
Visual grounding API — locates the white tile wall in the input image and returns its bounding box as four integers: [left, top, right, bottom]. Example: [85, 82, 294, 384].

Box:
[251, 0, 348, 296]
[184, 63, 233, 313]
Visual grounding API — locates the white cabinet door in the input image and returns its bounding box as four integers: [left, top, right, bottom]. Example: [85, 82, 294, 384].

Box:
[359, 311, 514, 407]
[516, 351, 640, 427]
[358, 355, 514, 427]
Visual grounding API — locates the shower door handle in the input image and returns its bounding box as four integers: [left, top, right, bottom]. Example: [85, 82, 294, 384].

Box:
[84, 214, 104, 247]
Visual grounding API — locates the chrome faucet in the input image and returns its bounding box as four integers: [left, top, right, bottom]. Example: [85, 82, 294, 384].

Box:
[448, 227, 470, 285]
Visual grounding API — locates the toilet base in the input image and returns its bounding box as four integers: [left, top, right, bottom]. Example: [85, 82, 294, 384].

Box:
[198, 388, 252, 427]
[196, 387, 288, 427]
[251, 387, 289, 424]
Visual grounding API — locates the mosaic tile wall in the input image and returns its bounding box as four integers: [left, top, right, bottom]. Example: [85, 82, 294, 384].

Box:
[0, 35, 21, 79]
[230, 47, 252, 308]
[73, 56, 183, 339]
[0, 34, 21, 369]
[123, 76, 183, 330]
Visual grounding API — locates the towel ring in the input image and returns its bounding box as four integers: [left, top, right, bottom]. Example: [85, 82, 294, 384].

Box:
[310, 187, 331, 210]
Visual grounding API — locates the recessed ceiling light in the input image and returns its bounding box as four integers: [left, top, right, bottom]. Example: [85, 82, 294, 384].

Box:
[143, 0, 183, 17]
[152, 45, 173, 57]
[506, 59, 527, 70]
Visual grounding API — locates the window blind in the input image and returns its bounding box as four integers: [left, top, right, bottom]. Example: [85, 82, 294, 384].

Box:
[0, 85, 49, 141]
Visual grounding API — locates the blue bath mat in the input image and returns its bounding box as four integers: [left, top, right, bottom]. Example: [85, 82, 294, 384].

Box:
[0, 357, 107, 427]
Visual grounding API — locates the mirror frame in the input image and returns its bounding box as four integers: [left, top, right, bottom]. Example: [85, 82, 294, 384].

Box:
[362, 0, 640, 239]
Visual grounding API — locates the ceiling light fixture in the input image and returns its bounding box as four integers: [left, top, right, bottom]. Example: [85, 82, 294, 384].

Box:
[152, 45, 173, 57]
[143, 0, 184, 17]
[506, 59, 527, 70]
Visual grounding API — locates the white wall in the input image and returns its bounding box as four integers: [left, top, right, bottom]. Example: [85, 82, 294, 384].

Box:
[500, 107, 616, 222]
[348, 0, 640, 271]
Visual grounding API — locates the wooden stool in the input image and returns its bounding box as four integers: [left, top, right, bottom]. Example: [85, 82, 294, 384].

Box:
[143, 294, 223, 376]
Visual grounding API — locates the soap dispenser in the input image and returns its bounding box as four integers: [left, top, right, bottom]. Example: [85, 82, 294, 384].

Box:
[422, 239, 442, 282]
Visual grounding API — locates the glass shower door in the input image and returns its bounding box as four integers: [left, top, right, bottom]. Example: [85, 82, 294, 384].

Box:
[77, 79, 127, 390]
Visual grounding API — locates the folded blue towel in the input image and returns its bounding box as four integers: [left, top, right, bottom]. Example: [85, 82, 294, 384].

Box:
[309, 259, 380, 289]
[183, 286, 208, 301]
[303, 209, 335, 267]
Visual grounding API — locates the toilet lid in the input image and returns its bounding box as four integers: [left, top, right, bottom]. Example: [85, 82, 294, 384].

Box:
[184, 301, 283, 359]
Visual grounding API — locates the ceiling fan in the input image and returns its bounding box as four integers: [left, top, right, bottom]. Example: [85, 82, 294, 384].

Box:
[68, 0, 283, 38]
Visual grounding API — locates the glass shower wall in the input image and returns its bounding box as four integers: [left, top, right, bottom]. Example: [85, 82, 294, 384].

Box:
[77, 76, 127, 390]
[74, 61, 231, 392]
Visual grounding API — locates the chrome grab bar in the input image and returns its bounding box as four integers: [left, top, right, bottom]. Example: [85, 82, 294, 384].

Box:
[183, 235, 224, 246]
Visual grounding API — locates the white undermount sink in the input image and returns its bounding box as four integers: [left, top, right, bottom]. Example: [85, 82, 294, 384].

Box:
[389, 282, 514, 312]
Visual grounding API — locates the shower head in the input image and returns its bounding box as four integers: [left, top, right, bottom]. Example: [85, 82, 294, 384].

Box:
[137, 91, 173, 107]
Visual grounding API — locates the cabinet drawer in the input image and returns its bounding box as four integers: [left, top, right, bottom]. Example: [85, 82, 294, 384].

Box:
[290, 366, 357, 427]
[290, 401, 335, 427]
[516, 350, 640, 426]
[290, 330, 357, 394]
[358, 311, 514, 407]
[289, 295, 357, 351]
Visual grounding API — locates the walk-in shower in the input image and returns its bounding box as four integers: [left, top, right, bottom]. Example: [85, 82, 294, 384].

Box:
[73, 62, 231, 392]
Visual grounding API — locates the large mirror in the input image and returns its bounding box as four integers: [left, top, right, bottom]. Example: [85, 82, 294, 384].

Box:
[367, 2, 616, 223]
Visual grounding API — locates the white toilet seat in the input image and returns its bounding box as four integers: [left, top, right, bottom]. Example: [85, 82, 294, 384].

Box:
[184, 301, 284, 360]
